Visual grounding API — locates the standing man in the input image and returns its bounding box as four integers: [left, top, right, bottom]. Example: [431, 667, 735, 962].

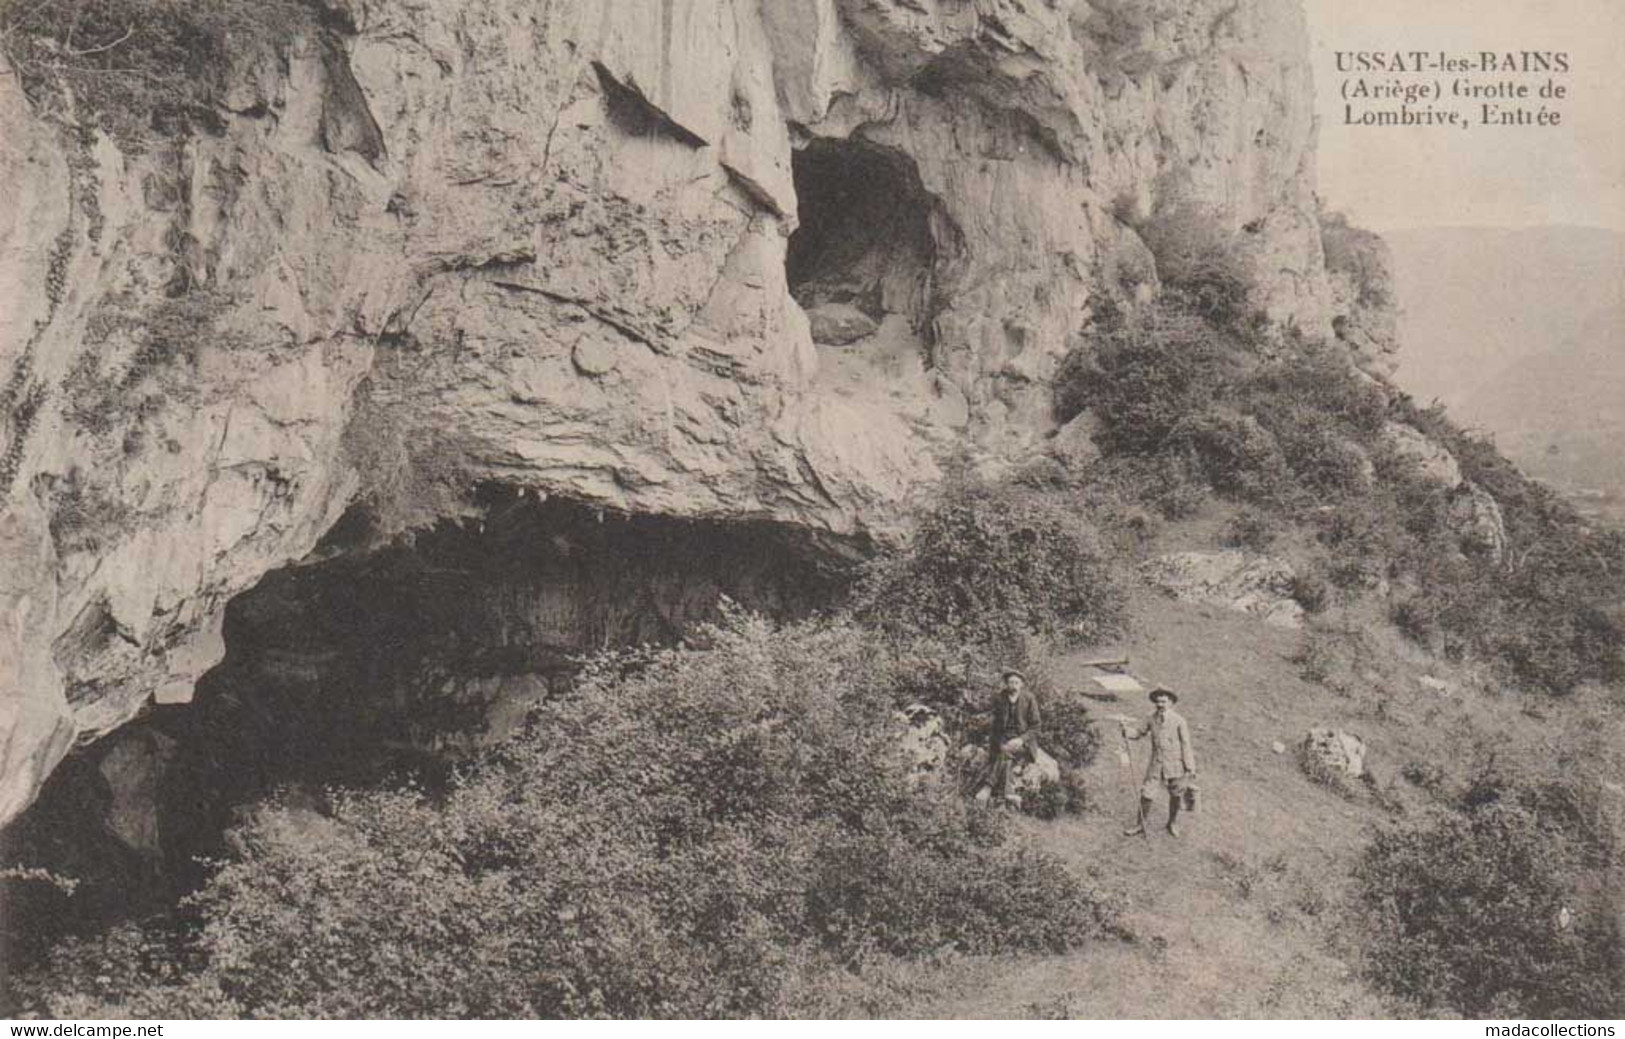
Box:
[1121, 687, 1196, 837]
[977, 668, 1041, 806]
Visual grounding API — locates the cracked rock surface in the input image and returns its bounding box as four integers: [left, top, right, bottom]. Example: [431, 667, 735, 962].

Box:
[0, 0, 1345, 824]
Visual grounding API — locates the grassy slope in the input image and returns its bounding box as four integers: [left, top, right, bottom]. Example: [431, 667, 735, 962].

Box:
[867, 514, 1624, 1019]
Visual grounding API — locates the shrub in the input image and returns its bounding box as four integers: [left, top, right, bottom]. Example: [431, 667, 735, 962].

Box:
[1291, 633, 1338, 685]
[1391, 397, 1625, 693]
[1029, 767, 1091, 820]
[852, 471, 1128, 656]
[1221, 508, 1280, 552]
[341, 380, 482, 544]
[0, 370, 46, 494]
[875, 636, 981, 728]
[1297, 740, 1361, 800]
[60, 291, 237, 449]
[1136, 201, 1255, 328]
[1081, 453, 1209, 520]
[0, 0, 314, 150]
[1056, 301, 1385, 509]
[1355, 800, 1622, 1017]
[1035, 687, 1103, 772]
[1399, 762, 1448, 797]
[11, 610, 1118, 1018]
[1055, 298, 1235, 452]
[1172, 411, 1290, 502]
[1241, 340, 1389, 439]
[1289, 567, 1331, 614]
[1061, 219, 1621, 695]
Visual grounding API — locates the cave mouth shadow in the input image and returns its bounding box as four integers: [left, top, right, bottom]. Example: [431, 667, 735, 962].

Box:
[785, 136, 953, 338]
[1, 490, 862, 968]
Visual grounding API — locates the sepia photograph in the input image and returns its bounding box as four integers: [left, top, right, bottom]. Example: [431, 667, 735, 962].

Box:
[0, 0, 1620, 1023]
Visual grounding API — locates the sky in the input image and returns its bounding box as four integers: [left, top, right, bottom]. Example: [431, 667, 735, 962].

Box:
[1302, 0, 1625, 232]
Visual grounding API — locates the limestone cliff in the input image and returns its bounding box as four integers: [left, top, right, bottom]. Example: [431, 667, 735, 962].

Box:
[0, 0, 1349, 824]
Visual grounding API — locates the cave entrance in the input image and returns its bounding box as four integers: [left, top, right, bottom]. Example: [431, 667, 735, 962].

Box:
[785, 137, 946, 347]
[1, 493, 855, 966]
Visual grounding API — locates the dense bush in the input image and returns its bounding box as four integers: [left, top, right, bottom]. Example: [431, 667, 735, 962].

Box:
[1220, 508, 1278, 552]
[11, 610, 1118, 1019]
[852, 471, 1128, 657]
[1171, 410, 1291, 501]
[1135, 201, 1255, 328]
[1033, 686, 1103, 771]
[1053, 286, 1624, 694]
[1057, 301, 1382, 509]
[1355, 795, 1621, 1017]
[1056, 298, 1236, 451]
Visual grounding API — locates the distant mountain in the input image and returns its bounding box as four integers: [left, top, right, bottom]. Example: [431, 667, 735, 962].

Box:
[1384, 226, 1625, 520]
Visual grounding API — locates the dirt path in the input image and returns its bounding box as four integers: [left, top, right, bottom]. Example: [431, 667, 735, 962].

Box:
[902, 595, 1403, 1018]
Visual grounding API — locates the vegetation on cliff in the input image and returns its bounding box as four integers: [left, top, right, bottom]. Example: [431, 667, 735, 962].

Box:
[0, 0, 311, 147]
[1054, 289, 1625, 696]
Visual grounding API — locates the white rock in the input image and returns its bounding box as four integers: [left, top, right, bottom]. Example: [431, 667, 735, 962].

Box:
[1382, 423, 1463, 488]
[1142, 551, 1305, 630]
[1302, 728, 1367, 779]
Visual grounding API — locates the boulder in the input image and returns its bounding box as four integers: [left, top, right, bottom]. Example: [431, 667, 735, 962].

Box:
[428, 673, 554, 752]
[1382, 422, 1463, 488]
[1141, 550, 1305, 629]
[1448, 482, 1508, 563]
[1301, 728, 1366, 780]
[1048, 412, 1103, 470]
[1011, 746, 1063, 803]
[804, 301, 879, 345]
[95, 728, 179, 861]
[961, 740, 1061, 807]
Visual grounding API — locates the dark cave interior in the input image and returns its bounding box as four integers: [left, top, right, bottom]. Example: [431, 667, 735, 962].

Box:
[1, 490, 856, 966]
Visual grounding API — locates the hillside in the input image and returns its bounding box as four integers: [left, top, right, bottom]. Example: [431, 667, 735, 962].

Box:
[3, 0, 1623, 1022]
[879, 504, 1624, 1019]
[1386, 226, 1625, 523]
[909, 585, 1621, 1019]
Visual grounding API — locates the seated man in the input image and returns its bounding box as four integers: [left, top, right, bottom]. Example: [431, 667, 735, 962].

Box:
[1120, 686, 1197, 837]
[977, 668, 1041, 806]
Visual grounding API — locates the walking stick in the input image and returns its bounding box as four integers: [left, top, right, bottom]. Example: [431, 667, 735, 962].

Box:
[1116, 721, 1149, 842]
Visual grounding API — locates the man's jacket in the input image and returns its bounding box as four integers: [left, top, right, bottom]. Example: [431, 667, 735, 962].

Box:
[990, 689, 1042, 758]
[1126, 708, 1196, 780]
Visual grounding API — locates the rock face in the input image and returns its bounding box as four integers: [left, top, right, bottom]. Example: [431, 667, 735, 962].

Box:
[1141, 550, 1305, 630]
[1449, 482, 1509, 564]
[1383, 422, 1464, 488]
[1381, 421, 1508, 563]
[1, 0, 1345, 824]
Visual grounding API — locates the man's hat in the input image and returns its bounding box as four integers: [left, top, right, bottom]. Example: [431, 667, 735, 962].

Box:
[1149, 686, 1178, 704]
[1001, 668, 1026, 682]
